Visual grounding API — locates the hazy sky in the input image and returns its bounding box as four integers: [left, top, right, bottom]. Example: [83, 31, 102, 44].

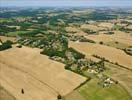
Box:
[1, 0, 132, 7]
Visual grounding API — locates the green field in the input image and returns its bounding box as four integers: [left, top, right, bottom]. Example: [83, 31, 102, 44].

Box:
[0, 18, 13, 23]
[78, 78, 132, 100]
[113, 25, 122, 30]
[6, 31, 30, 36]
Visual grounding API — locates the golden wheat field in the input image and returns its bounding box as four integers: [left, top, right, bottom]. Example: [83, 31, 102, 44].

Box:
[0, 46, 86, 100]
[85, 31, 132, 46]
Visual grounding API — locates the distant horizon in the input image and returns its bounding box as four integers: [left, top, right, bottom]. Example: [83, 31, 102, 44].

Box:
[1, 0, 132, 8]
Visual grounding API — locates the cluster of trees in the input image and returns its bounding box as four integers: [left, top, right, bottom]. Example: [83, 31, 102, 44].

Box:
[104, 31, 114, 35]
[0, 40, 13, 51]
[120, 27, 132, 33]
[18, 33, 68, 57]
[123, 48, 132, 56]
[87, 11, 117, 20]
[18, 32, 68, 47]
[79, 38, 96, 43]
[0, 9, 38, 18]
[40, 47, 66, 58]
[17, 22, 32, 30]
[67, 47, 85, 60]
[36, 16, 49, 24]
[0, 25, 17, 35]
[65, 11, 117, 24]
[82, 29, 96, 34]
[95, 60, 105, 72]
[40, 43, 85, 61]
[57, 94, 62, 100]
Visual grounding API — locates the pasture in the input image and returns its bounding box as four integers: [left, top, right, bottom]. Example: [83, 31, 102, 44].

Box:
[78, 79, 132, 100]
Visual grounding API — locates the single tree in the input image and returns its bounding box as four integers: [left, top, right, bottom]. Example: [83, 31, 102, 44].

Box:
[21, 89, 24, 94]
[57, 94, 62, 100]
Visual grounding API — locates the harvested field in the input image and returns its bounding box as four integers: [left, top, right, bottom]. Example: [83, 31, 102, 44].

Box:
[0, 46, 86, 100]
[69, 41, 132, 69]
[0, 86, 16, 100]
[0, 36, 16, 42]
[126, 25, 132, 29]
[98, 22, 114, 29]
[85, 31, 132, 46]
[86, 55, 100, 62]
[65, 27, 87, 36]
[81, 24, 105, 31]
[85, 34, 113, 43]
[104, 41, 130, 49]
[64, 90, 85, 100]
[66, 27, 80, 33]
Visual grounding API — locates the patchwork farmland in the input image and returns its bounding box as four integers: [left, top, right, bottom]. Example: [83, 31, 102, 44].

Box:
[0, 7, 132, 100]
